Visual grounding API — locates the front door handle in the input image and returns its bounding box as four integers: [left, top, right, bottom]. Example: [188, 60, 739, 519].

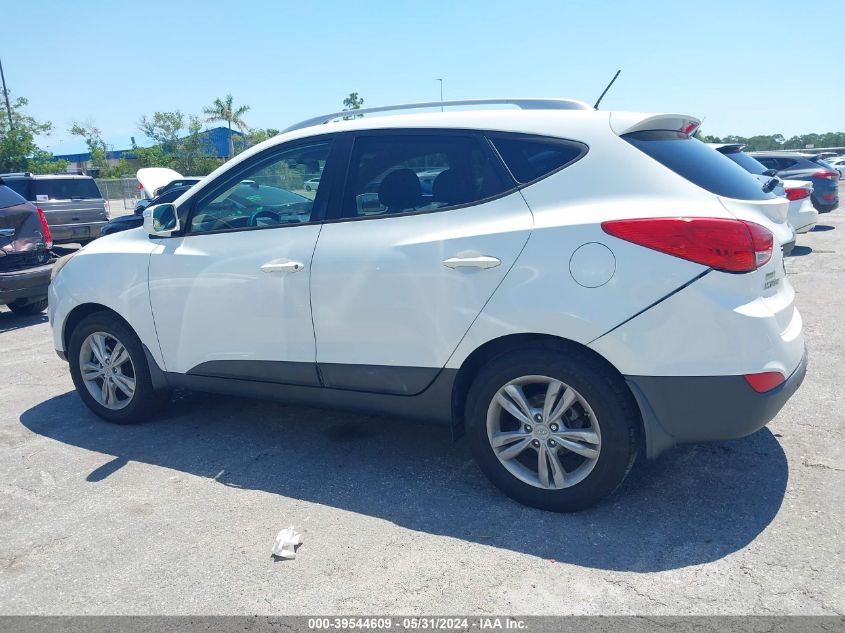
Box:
[442, 255, 501, 270]
[261, 259, 304, 274]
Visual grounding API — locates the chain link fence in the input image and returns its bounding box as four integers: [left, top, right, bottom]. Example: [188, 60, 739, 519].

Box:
[95, 177, 141, 216]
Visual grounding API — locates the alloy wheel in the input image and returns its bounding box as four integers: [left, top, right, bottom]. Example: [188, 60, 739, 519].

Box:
[486, 375, 601, 489]
[78, 331, 136, 410]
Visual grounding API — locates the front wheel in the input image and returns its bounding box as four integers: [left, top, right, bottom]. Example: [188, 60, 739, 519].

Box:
[68, 312, 171, 423]
[465, 349, 639, 512]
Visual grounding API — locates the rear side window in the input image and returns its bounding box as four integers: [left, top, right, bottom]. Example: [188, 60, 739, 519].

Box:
[33, 178, 101, 200]
[624, 131, 775, 200]
[0, 185, 27, 209]
[342, 134, 511, 218]
[489, 134, 587, 184]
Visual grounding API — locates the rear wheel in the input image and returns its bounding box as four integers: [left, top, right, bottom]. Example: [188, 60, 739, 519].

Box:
[68, 313, 170, 423]
[7, 298, 48, 315]
[465, 349, 639, 512]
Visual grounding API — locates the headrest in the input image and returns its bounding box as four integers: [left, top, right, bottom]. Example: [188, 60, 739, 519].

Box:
[378, 169, 422, 211]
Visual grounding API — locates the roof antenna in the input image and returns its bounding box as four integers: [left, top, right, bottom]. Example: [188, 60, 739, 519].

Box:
[593, 69, 621, 110]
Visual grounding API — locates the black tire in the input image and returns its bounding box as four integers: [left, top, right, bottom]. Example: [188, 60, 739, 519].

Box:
[67, 312, 171, 424]
[7, 298, 48, 315]
[465, 348, 639, 512]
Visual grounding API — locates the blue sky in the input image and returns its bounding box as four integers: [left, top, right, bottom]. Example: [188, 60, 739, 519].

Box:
[3, 0, 842, 154]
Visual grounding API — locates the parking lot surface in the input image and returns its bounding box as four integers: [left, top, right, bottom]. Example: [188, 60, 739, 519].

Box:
[1, 188, 843, 615]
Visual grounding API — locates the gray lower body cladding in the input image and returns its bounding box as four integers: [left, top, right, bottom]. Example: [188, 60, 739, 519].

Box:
[626, 350, 807, 458]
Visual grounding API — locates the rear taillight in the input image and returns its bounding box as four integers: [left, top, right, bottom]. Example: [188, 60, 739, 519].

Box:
[36, 207, 53, 250]
[744, 371, 785, 393]
[601, 217, 773, 273]
[785, 187, 811, 201]
[813, 170, 838, 181]
[104, 200, 110, 216]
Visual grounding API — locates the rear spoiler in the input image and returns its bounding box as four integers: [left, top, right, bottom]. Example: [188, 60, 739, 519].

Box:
[609, 112, 701, 137]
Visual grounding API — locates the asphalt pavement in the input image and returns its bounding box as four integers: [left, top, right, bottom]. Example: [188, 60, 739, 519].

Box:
[0, 186, 842, 615]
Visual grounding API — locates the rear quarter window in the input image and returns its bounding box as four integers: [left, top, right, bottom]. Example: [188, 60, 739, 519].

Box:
[34, 178, 102, 200]
[489, 134, 587, 184]
[624, 131, 775, 200]
[0, 184, 28, 209]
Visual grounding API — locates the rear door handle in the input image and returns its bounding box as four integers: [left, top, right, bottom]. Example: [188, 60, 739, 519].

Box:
[260, 259, 304, 274]
[442, 255, 501, 270]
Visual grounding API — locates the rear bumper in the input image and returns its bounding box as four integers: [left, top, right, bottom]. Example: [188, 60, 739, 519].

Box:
[50, 221, 108, 243]
[0, 263, 52, 305]
[782, 239, 796, 256]
[627, 350, 807, 458]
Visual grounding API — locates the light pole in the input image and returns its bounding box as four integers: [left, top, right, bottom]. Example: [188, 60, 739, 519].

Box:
[0, 57, 13, 130]
[436, 78, 443, 111]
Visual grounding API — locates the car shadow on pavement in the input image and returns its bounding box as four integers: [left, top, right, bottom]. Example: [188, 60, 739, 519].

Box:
[811, 224, 835, 232]
[789, 245, 813, 257]
[0, 310, 48, 333]
[20, 389, 788, 573]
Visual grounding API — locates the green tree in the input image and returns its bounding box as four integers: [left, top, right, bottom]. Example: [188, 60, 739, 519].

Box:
[138, 110, 185, 154]
[342, 92, 364, 119]
[0, 95, 63, 173]
[27, 149, 68, 174]
[202, 94, 250, 160]
[242, 127, 280, 150]
[176, 116, 224, 175]
[69, 121, 108, 172]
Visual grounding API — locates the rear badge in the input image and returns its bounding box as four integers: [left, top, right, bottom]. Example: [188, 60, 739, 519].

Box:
[764, 271, 780, 290]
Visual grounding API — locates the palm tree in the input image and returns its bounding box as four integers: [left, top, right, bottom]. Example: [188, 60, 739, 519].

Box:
[202, 94, 250, 159]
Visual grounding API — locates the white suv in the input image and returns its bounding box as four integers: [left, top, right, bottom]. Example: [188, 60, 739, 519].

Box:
[49, 99, 807, 511]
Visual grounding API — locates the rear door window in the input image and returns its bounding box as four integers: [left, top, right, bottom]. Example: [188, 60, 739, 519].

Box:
[624, 131, 775, 200]
[33, 178, 102, 200]
[341, 133, 512, 218]
[489, 134, 587, 184]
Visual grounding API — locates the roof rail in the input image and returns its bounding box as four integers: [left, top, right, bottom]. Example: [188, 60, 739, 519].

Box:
[283, 98, 593, 133]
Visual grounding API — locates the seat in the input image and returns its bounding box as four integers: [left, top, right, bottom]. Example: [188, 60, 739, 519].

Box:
[432, 169, 474, 206]
[377, 169, 422, 213]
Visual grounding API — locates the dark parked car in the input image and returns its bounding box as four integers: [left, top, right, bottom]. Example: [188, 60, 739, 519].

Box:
[103, 186, 193, 236]
[0, 182, 55, 315]
[134, 177, 203, 214]
[0, 173, 109, 243]
[750, 152, 840, 213]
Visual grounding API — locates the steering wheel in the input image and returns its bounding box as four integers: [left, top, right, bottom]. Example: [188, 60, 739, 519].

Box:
[248, 208, 283, 227]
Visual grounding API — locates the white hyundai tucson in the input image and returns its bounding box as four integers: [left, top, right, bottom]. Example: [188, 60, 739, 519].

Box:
[48, 99, 807, 511]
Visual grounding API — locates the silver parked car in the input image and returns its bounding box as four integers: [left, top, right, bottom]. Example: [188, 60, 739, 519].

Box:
[0, 173, 109, 244]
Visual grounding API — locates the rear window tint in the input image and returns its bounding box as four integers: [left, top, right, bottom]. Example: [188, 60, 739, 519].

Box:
[0, 185, 28, 209]
[33, 178, 101, 200]
[624, 131, 775, 200]
[490, 134, 586, 184]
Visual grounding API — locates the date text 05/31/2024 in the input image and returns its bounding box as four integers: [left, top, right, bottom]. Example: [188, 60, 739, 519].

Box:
[307, 617, 528, 630]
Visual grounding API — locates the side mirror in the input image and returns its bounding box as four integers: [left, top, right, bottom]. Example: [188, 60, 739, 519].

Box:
[143, 203, 180, 236]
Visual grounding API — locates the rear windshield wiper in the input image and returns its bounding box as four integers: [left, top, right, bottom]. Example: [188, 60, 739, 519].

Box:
[762, 178, 778, 194]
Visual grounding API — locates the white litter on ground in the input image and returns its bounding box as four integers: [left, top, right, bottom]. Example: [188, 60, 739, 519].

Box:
[271, 526, 302, 559]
